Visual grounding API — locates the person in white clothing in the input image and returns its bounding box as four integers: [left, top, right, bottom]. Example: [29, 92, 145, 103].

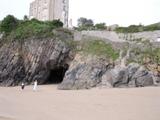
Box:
[33, 80, 38, 91]
[21, 82, 25, 90]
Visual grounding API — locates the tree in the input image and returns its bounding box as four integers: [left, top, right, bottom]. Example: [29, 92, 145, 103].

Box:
[95, 23, 106, 30]
[85, 19, 94, 27]
[77, 17, 94, 27]
[77, 17, 87, 27]
[0, 15, 19, 34]
[49, 19, 63, 28]
[23, 15, 29, 21]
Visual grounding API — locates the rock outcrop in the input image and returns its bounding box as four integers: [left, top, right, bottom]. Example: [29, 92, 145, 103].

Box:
[0, 33, 74, 86]
[58, 54, 113, 89]
[0, 42, 26, 86]
[101, 63, 154, 88]
[59, 54, 158, 90]
[0, 30, 159, 89]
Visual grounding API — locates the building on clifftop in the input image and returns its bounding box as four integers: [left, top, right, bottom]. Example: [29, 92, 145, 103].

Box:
[29, 0, 69, 27]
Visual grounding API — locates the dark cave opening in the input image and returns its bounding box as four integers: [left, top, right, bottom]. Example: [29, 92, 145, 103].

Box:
[45, 65, 69, 84]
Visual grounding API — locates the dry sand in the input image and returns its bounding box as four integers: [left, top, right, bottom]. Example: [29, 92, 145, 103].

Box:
[0, 85, 160, 120]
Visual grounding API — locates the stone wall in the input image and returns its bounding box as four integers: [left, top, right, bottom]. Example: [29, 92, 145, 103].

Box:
[74, 30, 160, 42]
[118, 30, 160, 42]
[74, 31, 125, 42]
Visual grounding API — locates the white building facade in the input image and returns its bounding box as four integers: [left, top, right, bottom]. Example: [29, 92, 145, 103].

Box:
[29, 0, 69, 27]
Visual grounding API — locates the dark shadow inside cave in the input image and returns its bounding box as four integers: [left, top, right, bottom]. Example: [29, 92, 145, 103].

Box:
[45, 65, 69, 84]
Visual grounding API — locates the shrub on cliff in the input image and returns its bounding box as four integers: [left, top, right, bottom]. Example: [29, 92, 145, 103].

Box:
[47, 19, 63, 29]
[79, 40, 119, 60]
[144, 23, 160, 31]
[8, 18, 63, 39]
[11, 19, 51, 39]
[95, 23, 106, 30]
[0, 15, 19, 34]
[116, 25, 143, 33]
[77, 17, 94, 31]
[127, 40, 160, 65]
[116, 23, 160, 33]
[0, 15, 64, 40]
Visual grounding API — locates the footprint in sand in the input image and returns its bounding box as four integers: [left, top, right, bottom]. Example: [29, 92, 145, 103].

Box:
[0, 116, 14, 120]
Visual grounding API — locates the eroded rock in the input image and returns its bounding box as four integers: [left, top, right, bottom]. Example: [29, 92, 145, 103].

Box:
[59, 58, 156, 89]
[101, 63, 154, 88]
[58, 54, 112, 90]
[0, 37, 73, 86]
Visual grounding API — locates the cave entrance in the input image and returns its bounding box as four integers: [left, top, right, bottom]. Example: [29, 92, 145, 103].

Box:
[46, 65, 68, 84]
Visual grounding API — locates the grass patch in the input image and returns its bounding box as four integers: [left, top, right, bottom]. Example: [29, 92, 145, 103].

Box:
[8, 20, 52, 39]
[7, 19, 63, 40]
[0, 15, 64, 41]
[126, 41, 160, 65]
[116, 22, 160, 33]
[79, 40, 119, 60]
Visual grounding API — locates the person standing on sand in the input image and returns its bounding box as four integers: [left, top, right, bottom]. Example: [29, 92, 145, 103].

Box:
[33, 80, 38, 91]
[21, 82, 25, 90]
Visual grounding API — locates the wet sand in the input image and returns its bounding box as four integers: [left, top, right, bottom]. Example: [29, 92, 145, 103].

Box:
[0, 85, 160, 120]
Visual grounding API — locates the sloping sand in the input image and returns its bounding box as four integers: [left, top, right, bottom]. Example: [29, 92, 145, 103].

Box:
[0, 85, 160, 120]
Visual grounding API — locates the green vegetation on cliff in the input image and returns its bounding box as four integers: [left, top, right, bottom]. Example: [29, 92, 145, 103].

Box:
[78, 40, 119, 60]
[0, 15, 63, 40]
[0, 15, 19, 34]
[116, 23, 160, 33]
[76, 17, 107, 31]
[10, 19, 63, 39]
[126, 40, 160, 65]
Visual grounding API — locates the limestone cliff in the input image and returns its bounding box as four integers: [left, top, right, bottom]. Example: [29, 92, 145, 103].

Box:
[59, 54, 159, 90]
[0, 30, 160, 89]
[0, 32, 74, 86]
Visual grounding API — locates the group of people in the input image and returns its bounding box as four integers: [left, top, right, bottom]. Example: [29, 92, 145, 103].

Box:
[21, 80, 38, 91]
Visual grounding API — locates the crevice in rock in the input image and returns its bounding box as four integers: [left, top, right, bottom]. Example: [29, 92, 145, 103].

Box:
[44, 64, 69, 84]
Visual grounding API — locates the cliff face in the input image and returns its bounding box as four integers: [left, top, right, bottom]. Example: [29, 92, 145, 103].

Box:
[0, 36, 74, 86]
[58, 54, 113, 89]
[58, 54, 159, 90]
[0, 30, 160, 89]
[0, 42, 25, 86]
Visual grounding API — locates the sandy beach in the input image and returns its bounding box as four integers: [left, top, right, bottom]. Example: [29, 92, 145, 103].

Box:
[0, 85, 160, 120]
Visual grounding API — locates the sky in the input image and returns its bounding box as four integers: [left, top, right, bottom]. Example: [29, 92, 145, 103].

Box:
[0, 0, 160, 26]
